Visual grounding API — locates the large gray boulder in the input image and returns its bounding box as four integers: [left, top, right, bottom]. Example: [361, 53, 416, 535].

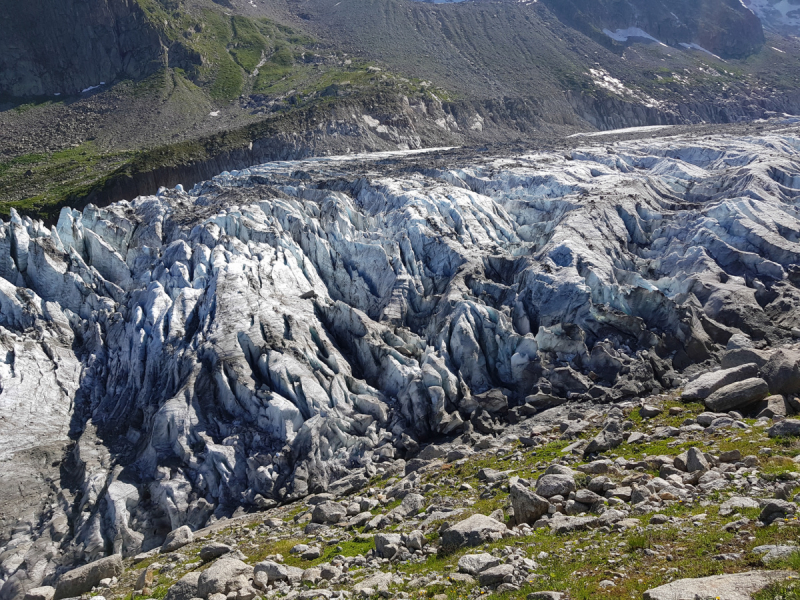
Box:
[704, 377, 769, 412]
[583, 420, 624, 456]
[373, 533, 402, 559]
[164, 572, 201, 600]
[457, 553, 500, 575]
[682, 363, 759, 400]
[761, 348, 800, 395]
[768, 419, 800, 437]
[644, 570, 793, 600]
[510, 482, 549, 525]
[441, 514, 507, 549]
[197, 557, 253, 597]
[477, 564, 514, 586]
[311, 501, 347, 524]
[54, 555, 123, 600]
[161, 525, 194, 553]
[535, 474, 576, 499]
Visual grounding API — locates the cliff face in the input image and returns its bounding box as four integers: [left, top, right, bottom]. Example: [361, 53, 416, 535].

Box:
[540, 0, 765, 59]
[0, 0, 164, 97]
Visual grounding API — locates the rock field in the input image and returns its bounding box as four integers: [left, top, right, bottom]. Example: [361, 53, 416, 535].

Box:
[2, 125, 800, 599]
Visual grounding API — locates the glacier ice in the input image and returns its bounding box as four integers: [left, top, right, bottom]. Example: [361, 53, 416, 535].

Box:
[1, 130, 800, 598]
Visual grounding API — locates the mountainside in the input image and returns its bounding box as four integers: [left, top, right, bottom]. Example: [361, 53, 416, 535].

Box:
[0, 0, 166, 98]
[4, 0, 800, 222]
[1, 123, 800, 600]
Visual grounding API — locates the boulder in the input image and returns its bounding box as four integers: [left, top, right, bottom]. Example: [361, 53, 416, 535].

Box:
[311, 501, 347, 524]
[643, 570, 793, 600]
[583, 420, 624, 456]
[756, 395, 790, 419]
[761, 348, 800, 395]
[199, 543, 232, 562]
[704, 377, 769, 412]
[54, 555, 123, 600]
[719, 496, 760, 517]
[353, 572, 392, 594]
[161, 525, 194, 553]
[477, 564, 514, 586]
[457, 553, 500, 575]
[768, 419, 800, 437]
[440, 514, 507, 549]
[535, 474, 576, 499]
[510, 482, 550, 525]
[685, 447, 709, 472]
[164, 572, 201, 600]
[760, 499, 796, 524]
[24, 587, 55, 600]
[254, 561, 288, 588]
[374, 533, 402, 559]
[197, 557, 253, 597]
[682, 363, 759, 400]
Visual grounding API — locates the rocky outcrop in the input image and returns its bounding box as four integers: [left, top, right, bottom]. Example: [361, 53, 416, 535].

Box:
[1, 129, 800, 599]
[0, 0, 170, 97]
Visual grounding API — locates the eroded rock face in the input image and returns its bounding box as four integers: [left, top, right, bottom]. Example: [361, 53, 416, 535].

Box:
[1, 131, 800, 599]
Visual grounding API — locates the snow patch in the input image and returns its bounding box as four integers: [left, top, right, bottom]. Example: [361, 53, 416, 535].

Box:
[679, 43, 723, 61]
[81, 82, 105, 93]
[603, 27, 665, 46]
[568, 125, 675, 138]
[209, 111, 220, 117]
[744, 0, 800, 33]
[772, 46, 786, 53]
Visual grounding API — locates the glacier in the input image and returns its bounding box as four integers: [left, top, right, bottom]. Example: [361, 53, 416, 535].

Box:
[1, 128, 800, 598]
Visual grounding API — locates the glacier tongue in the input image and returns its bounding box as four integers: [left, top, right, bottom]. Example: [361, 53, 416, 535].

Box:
[2, 131, 800, 597]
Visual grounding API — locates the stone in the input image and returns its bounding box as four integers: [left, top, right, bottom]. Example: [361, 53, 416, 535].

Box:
[639, 405, 662, 418]
[527, 593, 563, 600]
[682, 363, 759, 400]
[719, 449, 742, 463]
[756, 395, 789, 419]
[24, 587, 55, 600]
[768, 419, 800, 437]
[403, 530, 426, 550]
[197, 557, 253, 597]
[704, 378, 769, 412]
[54, 555, 123, 600]
[753, 545, 799, 564]
[510, 483, 550, 525]
[761, 349, 800, 395]
[548, 514, 599, 534]
[200, 543, 232, 562]
[535, 474, 576, 499]
[760, 499, 797, 524]
[643, 571, 793, 600]
[583, 419, 624, 456]
[477, 564, 514, 586]
[685, 447, 709, 472]
[719, 496, 760, 517]
[440, 514, 507, 549]
[161, 525, 194, 553]
[374, 533, 402, 558]
[457, 553, 500, 575]
[353, 572, 392, 593]
[163, 571, 201, 600]
[311, 501, 347, 524]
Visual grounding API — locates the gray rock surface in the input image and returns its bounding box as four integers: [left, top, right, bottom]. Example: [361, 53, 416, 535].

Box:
[704, 378, 770, 412]
[54, 556, 122, 600]
[441, 515, 507, 549]
[510, 483, 550, 525]
[643, 570, 793, 600]
[682, 363, 759, 400]
[161, 526, 193, 554]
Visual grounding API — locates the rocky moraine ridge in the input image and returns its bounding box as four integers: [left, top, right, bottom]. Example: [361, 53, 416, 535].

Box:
[2, 127, 800, 599]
